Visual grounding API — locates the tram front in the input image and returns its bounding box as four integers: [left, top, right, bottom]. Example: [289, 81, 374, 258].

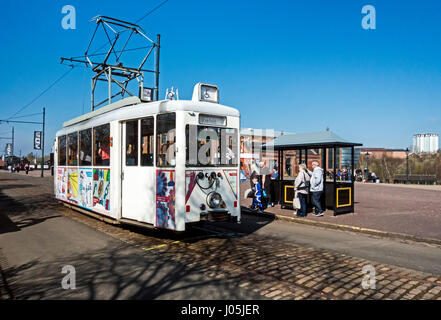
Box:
[181, 83, 241, 227]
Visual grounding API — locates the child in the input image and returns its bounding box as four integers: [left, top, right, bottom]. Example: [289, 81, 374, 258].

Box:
[250, 177, 263, 213]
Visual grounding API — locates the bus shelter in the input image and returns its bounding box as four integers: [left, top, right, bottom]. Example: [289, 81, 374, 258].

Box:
[264, 131, 362, 215]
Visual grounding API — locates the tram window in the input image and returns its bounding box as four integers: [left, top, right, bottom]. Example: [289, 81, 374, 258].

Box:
[156, 113, 176, 167]
[94, 124, 110, 166]
[67, 132, 78, 166]
[126, 120, 138, 166]
[186, 125, 238, 166]
[141, 117, 154, 166]
[58, 135, 66, 166]
[79, 129, 92, 166]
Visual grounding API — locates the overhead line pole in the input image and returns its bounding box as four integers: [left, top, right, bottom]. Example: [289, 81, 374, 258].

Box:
[155, 34, 160, 101]
[41, 107, 45, 178]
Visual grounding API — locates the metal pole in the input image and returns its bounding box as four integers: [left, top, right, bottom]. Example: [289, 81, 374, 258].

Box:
[108, 67, 112, 105]
[351, 146, 355, 213]
[365, 152, 369, 181]
[333, 147, 337, 215]
[155, 34, 160, 101]
[322, 148, 327, 209]
[12, 126, 14, 156]
[406, 148, 409, 184]
[41, 107, 45, 178]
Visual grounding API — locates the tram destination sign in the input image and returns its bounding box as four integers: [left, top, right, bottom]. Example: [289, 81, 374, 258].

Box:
[34, 131, 42, 150]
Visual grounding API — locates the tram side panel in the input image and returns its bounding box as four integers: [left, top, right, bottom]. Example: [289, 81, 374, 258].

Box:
[54, 124, 117, 220]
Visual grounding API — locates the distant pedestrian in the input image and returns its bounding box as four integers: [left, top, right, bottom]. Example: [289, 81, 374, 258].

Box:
[294, 164, 310, 217]
[308, 161, 324, 217]
[25, 163, 29, 175]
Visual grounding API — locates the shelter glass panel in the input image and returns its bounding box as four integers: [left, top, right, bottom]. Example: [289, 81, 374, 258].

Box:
[340, 147, 354, 182]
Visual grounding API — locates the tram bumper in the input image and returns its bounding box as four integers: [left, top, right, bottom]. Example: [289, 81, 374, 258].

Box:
[200, 210, 231, 222]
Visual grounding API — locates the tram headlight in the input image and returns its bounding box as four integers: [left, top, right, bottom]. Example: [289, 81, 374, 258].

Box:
[207, 192, 222, 208]
[200, 84, 218, 103]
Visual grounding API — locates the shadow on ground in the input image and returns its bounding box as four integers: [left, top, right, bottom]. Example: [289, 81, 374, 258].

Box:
[3, 241, 266, 300]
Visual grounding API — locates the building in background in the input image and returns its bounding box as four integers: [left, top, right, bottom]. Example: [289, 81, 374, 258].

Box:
[240, 128, 293, 180]
[412, 133, 439, 154]
[357, 148, 408, 160]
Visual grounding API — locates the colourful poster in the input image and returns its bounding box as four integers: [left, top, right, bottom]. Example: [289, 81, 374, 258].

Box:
[79, 168, 93, 209]
[93, 168, 110, 211]
[185, 170, 202, 204]
[56, 167, 67, 201]
[156, 170, 176, 230]
[224, 170, 238, 199]
[67, 168, 78, 204]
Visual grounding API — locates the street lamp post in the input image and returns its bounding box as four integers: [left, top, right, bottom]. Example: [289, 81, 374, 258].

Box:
[406, 148, 409, 184]
[365, 151, 371, 181]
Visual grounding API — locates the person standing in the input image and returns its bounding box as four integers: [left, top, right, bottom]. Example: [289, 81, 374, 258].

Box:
[260, 161, 272, 209]
[269, 166, 279, 207]
[308, 161, 324, 217]
[249, 160, 260, 190]
[250, 177, 264, 214]
[294, 164, 310, 217]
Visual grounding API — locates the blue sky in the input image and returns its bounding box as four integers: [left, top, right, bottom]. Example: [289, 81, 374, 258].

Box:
[1, 0, 440, 156]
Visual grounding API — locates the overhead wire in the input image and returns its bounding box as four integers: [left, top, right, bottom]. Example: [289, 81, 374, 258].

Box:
[6, 67, 74, 120]
[5, 0, 168, 120]
[9, 112, 43, 120]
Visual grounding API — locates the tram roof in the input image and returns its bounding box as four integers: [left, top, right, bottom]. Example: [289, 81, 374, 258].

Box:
[264, 131, 362, 150]
[62, 97, 240, 128]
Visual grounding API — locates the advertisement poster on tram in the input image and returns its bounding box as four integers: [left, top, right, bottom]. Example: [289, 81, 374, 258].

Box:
[79, 168, 93, 209]
[56, 168, 67, 201]
[93, 169, 110, 211]
[185, 170, 202, 204]
[67, 168, 78, 204]
[156, 170, 176, 230]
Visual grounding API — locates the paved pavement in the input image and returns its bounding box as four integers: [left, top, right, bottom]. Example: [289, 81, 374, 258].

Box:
[1, 171, 441, 300]
[240, 181, 441, 241]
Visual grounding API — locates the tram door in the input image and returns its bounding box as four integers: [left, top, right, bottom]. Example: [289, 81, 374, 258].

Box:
[121, 118, 155, 223]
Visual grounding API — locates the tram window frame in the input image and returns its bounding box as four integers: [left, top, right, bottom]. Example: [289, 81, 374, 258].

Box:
[156, 113, 176, 167]
[79, 128, 92, 166]
[141, 117, 154, 166]
[67, 132, 78, 166]
[94, 123, 111, 166]
[125, 120, 139, 166]
[58, 135, 67, 166]
[185, 124, 238, 167]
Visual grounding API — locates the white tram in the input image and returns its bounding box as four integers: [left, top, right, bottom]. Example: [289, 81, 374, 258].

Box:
[54, 83, 240, 231]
